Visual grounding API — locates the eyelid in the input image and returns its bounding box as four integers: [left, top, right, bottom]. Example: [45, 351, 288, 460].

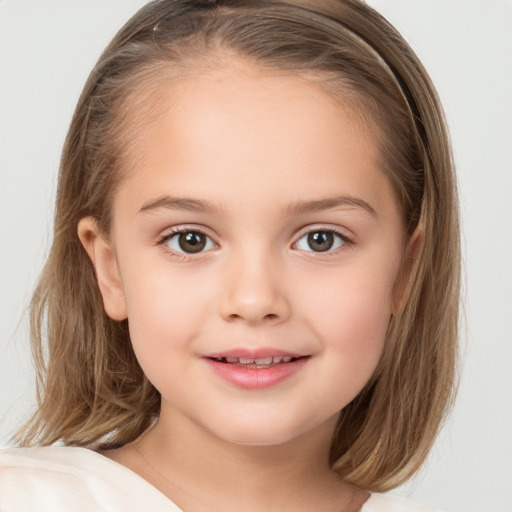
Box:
[293, 224, 353, 241]
[157, 224, 213, 240]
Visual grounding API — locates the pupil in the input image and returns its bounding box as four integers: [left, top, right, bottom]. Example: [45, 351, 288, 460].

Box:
[307, 231, 333, 252]
[178, 232, 206, 253]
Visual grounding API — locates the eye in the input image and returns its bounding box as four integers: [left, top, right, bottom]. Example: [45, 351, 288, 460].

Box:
[295, 230, 346, 253]
[163, 230, 216, 254]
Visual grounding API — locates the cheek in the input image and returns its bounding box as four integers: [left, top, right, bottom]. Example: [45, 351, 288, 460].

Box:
[119, 267, 209, 373]
[309, 277, 394, 413]
[300, 260, 397, 362]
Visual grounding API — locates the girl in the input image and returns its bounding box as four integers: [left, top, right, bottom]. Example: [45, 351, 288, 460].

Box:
[0, 0, 460, 510]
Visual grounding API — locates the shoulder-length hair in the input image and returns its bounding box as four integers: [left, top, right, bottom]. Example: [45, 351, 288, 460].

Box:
[17, 0, 460, 492]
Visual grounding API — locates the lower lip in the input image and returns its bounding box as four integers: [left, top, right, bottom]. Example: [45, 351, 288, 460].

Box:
[205, 358, 309, 389]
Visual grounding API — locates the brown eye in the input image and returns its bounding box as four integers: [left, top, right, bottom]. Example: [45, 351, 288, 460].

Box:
[295, 230, 345, 253]
[165, 230, 215, 254]
[307, 232, 333, 252]
[179, 232, 206, 253]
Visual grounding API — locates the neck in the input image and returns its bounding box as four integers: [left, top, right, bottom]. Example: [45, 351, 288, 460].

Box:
[119, 403, 364, 512]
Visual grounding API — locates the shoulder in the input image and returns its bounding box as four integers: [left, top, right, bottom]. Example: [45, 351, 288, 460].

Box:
[1, 444, 101, 470]
[362, 493, 443, 512]
[0, 446, 103, 511]
[0, 445, 115, 483]
[0, 446, 180, 511]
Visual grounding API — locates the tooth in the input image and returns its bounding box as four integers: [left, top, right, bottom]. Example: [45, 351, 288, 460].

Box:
[272, 356, 283, 363]
[282, 356, 292, 363]
[255, 357, 273, 365]
[239, 358, 255, 364]
[226, 357, 238, 363]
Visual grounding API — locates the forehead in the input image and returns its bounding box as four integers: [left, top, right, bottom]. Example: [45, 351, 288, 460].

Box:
[112, 61, 398, 221]
[116, 60, 376, 168]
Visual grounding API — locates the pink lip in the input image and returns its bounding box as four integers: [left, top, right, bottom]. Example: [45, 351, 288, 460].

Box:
[203, 349, 309, 390]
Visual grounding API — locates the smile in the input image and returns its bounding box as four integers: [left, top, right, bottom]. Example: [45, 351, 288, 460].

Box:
[204, 352, 310, 389]
[211, 355, 299, 368]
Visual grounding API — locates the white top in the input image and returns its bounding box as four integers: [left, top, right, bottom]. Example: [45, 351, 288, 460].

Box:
[0, 446, 439, 511]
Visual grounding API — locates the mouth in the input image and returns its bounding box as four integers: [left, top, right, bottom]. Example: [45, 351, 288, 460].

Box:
[208, 355, 305, 369]
[203, 351, 310, 389]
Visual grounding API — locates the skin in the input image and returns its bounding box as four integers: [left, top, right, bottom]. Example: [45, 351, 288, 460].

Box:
[79, 61, 408, 511]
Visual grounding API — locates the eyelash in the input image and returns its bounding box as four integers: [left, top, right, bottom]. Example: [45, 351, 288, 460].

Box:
[156, 225, 353, 259]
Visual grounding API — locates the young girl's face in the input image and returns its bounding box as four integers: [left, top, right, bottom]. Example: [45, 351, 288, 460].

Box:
[85, 62, 406, 447]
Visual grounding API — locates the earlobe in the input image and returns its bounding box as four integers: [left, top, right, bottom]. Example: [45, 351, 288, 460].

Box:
[392, 225, 424, 315]
[77, 217, 128, 321]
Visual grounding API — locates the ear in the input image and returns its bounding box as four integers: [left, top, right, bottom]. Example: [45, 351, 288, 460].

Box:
[392, 225, 424, 315]
[77, 217, 128, 321]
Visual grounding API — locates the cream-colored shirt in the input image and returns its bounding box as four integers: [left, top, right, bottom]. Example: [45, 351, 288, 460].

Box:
[0, 447, 438, 511]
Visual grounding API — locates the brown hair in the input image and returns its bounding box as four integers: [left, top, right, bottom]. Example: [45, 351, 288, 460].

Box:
[17, 0, 460, 492]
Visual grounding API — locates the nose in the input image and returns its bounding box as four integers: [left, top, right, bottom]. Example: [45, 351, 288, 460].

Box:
[218, 249, 291, 325]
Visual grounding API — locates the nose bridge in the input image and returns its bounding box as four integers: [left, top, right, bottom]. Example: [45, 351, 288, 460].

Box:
[219, 241, 290, 324]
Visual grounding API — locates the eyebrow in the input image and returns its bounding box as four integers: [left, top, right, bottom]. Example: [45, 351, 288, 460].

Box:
[283, 195, 377, 217]
[138, 194, 377, 217]
[139, 196, 222, 215]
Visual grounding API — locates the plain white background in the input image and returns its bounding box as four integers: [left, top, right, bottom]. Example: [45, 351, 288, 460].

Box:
[0, 1, 511, 511]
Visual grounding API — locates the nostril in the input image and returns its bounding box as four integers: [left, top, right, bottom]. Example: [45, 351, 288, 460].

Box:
[226, 312, 280, 324]
[220, 293, 290, 324]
